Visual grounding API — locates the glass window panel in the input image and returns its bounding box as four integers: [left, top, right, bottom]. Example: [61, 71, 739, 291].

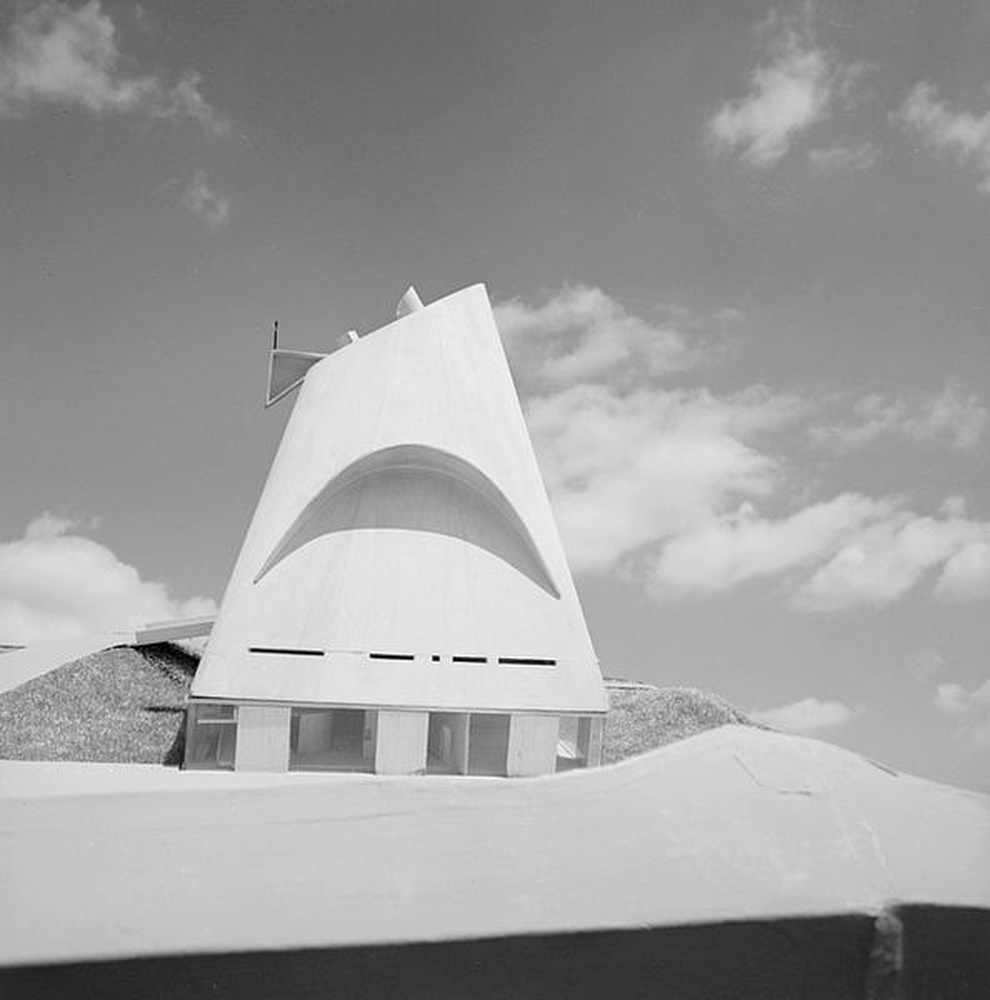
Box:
[289, 708, 376, 772]
[556, 715, 589, 772]
[467, 714, 509, 776]
[184, 704, 238, 770]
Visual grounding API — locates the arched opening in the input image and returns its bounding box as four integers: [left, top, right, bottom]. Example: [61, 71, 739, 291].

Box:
[255, 444, 559, 598]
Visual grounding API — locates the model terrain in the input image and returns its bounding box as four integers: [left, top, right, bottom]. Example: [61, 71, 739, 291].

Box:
[0, 641, 751, 766]
[1, 284, 987, 998]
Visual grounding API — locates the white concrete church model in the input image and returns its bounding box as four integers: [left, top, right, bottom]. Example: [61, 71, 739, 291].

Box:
[186, 284, 608, 776]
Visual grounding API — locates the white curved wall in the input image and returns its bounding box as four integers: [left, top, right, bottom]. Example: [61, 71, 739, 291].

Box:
[193, 284, 606, 713]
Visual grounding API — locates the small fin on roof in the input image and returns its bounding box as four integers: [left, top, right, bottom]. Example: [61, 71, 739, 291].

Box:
[266, 349, 327, 407]
[395, 286, 424, 318]
[133, 615, 215, 646]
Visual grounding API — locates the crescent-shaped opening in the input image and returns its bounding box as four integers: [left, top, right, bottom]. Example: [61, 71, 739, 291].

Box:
[254, 444, 560, 598]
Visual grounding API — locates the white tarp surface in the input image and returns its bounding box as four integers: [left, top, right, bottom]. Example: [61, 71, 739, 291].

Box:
[1, 725, 987, 967]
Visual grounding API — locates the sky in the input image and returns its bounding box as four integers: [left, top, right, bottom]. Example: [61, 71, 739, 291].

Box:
[1, 0, 989, 792]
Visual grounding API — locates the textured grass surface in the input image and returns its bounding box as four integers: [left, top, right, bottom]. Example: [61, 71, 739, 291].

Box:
[0, 644, 195, 765]
[0, 648, 753, 766]
[602, 685, 754, 765]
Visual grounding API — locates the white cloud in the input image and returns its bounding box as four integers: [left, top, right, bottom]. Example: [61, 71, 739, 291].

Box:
[523, 382, 802, 573]
[935, 541, 990, 602]
[649, 493, 893, 599]
[0, 513, 216, 644]
[906, 647, 945, 682]
[649, 495, 990, 610]
[811, 383, 987, 451]
[796, 511, 990, 611]
[808, 140, 880, 175]
[749, 697, 854, 734]
[944, 681, 984, 714]
[971, 719, 990, 750]
[934, 679, 990, 749]
[23, 511, 80, 540]
[896, 81, 990, 195]
[499, 288, 776, 575]
[709, 12, 855, 167]
[164, 69, 225, 132]
[496, 286, 714, 390]
[181, 171, 231, 228]
[0, 1, 227, 132]
[498, 284, 990, 613]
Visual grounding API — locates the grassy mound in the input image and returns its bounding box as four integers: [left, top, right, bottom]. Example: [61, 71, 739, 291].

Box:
[603, 684, 753, 764]
[0, 643, 195, 765]
[0, 649, 753, 767]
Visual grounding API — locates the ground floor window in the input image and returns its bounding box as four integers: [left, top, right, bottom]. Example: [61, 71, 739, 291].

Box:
[183, 704, 592, 776]
[184, 703, 238, 770]
[467, 713, 510, 776]
[426, 712, 511, 775]
[556, 716, 593, 771]
[427, 712, 466, 773]
[289, 708, 377, 771]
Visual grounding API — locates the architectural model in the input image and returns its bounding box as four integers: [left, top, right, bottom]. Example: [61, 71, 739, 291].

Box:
[186, 284, 608, 775]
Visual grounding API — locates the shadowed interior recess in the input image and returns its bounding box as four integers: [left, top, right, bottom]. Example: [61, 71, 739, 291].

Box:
[254, 444, 560, 598]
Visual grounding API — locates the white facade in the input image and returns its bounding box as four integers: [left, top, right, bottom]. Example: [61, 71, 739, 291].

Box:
[187, 284, 607, 774]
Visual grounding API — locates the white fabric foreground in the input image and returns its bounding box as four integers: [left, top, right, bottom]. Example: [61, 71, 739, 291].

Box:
[1, 725, 987, 967]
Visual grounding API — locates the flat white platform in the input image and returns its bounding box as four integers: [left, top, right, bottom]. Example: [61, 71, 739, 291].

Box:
[0, 760, 377, 798]
[2, 725, 987, 968]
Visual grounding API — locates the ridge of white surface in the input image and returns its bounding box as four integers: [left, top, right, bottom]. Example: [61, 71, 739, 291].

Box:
[0, 633, 128, 696]
[2, 726, 987, 966]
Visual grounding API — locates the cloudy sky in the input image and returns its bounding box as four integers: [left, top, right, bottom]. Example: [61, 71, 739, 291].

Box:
[2, 0, 989, 791]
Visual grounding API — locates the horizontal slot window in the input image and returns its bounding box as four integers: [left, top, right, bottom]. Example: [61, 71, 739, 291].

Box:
[369, 652, 416, 661]
[497, 656, 557, 667]
[249, 646, 324, 657]
[452, 655, 487, 664]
